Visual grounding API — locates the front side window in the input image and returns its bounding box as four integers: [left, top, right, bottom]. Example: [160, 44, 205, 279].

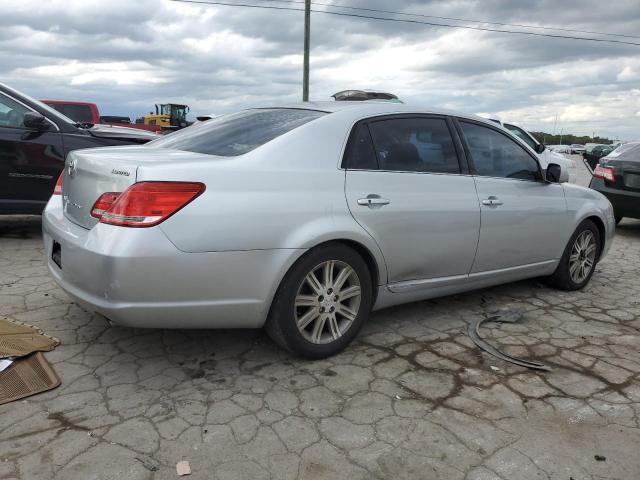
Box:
[460, 121, 541, 181]
[0, 94, 30, 128]
[504, 123, 537, 150]
[148, 108, 327, 157]
[368, 117, 460, 173]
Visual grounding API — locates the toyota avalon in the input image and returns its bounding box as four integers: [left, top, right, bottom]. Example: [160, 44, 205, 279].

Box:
[42, 102, 615, 358]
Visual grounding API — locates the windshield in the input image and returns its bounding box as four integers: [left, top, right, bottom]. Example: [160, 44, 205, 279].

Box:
[148, 108, 327, 156]
[504, 123, 537, 150]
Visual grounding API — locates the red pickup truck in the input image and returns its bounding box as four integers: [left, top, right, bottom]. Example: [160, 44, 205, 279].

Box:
[42, 100, 161, 132]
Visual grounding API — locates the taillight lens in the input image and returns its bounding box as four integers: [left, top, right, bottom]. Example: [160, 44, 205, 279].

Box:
[91, 192, 121, 219]
[593, 164, 615, 183]
[53, 172, 64, 195]
[98, 182, 205, 227]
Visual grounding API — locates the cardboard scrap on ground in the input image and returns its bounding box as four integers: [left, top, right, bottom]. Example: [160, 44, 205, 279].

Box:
[0, 352, 60, 405]
[0, 316, 60, 358]
[0, 317, 61, 404]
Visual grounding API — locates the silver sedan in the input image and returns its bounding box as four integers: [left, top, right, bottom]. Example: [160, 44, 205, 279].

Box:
[42, 102, 615, 358]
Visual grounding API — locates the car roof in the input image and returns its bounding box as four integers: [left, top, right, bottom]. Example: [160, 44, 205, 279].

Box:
[254, 100, 495, 125]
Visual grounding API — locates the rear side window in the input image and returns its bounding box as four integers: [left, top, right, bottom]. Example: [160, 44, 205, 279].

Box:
[460, 121, 541, 181]
[369, 118, 460, 173]
[343, 123, 377, 169]
[148, 108, 326, 156]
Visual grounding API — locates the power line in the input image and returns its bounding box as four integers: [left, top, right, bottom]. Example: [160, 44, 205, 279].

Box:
[170, 0, 640, 47]
[251, 0, 640, 40]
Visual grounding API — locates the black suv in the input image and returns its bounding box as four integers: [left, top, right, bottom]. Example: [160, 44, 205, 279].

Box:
[0, 83, 158, 214]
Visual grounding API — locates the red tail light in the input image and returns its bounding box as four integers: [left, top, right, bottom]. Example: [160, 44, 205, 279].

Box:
[593, 164, 615, 183]
[53, 172, 64, 195]
[97, 182, 205, 227]
[91, 192, 121, 219]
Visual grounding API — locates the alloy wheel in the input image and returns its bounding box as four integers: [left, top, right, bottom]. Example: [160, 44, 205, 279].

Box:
[569, 230, 597, 284]
[294, 260, 362, 345]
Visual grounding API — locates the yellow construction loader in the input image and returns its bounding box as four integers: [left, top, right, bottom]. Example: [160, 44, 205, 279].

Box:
[136, 104, 190, 132]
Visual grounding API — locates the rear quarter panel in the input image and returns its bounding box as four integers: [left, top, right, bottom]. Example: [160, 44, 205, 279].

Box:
[149, 113, 388, 282]
[562, 183, 615, 257]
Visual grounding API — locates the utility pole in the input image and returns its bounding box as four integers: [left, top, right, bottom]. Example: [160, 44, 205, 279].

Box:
[302, 0, 310, 101]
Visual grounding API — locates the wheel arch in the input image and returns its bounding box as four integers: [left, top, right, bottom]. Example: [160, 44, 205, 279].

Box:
[264, 236, 386, 326]
[584, 215, 606, 259]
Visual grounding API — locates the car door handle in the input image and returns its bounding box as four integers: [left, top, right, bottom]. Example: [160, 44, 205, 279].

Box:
[481, 196, 503, 206]
[357, 195, 390, 207]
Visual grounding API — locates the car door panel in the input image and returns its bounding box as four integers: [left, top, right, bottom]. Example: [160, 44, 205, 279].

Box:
[456, 119, 569, 273]
[0, 127, 65, 205]
[0, 91, 65, 209]
[343, 116, 480, 285]
[472, 177, 568, 272]
[346, 171, 480, 284]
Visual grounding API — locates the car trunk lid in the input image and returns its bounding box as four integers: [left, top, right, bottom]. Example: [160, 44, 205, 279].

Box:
[62, 148, 139, 229]
[61, 146, 228, 229]
[600, 158, 640, 192]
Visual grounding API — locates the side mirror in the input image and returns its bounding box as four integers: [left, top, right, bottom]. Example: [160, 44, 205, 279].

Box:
[535, 143, 546, 154]
[546, 163, 568, 183]
[23, 111, 50, 130]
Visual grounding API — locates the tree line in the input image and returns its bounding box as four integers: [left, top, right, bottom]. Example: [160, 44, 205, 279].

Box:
[529, 132, 615, 145]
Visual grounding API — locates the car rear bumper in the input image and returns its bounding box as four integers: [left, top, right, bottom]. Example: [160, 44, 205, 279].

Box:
[590, 178, 640, 219]
[42, 196, 302, 328]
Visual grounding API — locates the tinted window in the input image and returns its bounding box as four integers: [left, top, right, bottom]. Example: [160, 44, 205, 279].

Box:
[149, 108, 326, 156]
[460, 121, 540, 181]
[369, 118, 459, 173]
[0, 94, 30, 128]
[504, 123, 537, 150]
[61, 104, 94, 123]
[344, 123, 377, 169]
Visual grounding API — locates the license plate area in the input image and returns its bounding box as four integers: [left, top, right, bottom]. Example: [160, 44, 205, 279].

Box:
[623, 172, 640, 190]
[51, 241, 62, 269]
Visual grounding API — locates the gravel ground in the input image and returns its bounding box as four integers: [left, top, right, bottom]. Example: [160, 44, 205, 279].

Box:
[1, 157, 639, 479]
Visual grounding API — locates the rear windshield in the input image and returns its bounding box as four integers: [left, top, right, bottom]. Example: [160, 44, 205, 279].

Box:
[57, 104, 94, 123]
[147, 108, 327, 156]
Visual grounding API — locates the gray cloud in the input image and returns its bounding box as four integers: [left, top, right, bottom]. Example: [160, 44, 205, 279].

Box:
[1, 0, 639, 138]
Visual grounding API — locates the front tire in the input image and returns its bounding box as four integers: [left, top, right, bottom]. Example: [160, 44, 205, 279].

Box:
[265, 243, 373, 359]
[546, 220, 600, 290]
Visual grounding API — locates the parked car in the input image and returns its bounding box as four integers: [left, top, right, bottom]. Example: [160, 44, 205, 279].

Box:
[43, 102, 615, 358]
[570, 144, 586, 154]
[0, 83, 158, 214]
[590, 142, 640, 223]
[497, 121, 577, 183]
[583, 144, 615, 171]
[548, 145, 571, 154]
[42, 100, 161, 132]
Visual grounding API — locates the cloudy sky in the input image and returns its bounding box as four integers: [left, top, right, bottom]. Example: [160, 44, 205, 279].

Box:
[2, 0, 639, 139]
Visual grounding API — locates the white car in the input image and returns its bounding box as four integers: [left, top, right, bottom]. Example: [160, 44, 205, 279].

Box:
[570, 144, 586, 154]
[491, 122, 577, 183]
[548, 145, 571, 154]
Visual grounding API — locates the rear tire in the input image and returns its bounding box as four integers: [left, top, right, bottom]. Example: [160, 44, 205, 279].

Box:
[546, 220, 600, 291]
[265, 243, 373, 359]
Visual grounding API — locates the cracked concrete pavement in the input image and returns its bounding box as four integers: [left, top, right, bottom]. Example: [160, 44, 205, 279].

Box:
[1, 160, 639, 479]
